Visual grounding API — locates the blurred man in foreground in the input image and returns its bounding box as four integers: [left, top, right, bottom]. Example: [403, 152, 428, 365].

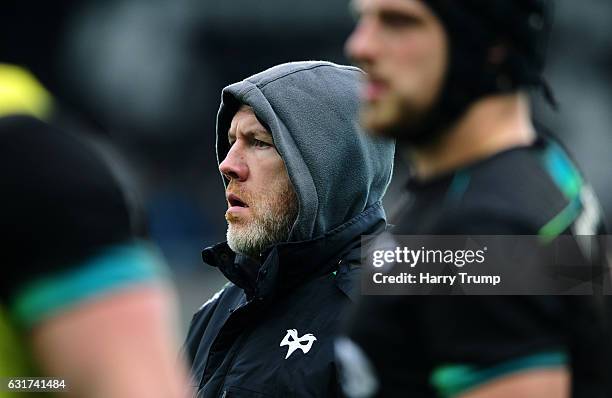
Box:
[184, 61, 394, 397]
[0, 2, 190, 397]
[336, 0, 610, 397]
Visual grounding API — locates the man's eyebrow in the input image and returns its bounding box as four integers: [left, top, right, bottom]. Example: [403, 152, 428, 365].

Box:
[248, 128, 272, 137]
[227, 128, 273, 142]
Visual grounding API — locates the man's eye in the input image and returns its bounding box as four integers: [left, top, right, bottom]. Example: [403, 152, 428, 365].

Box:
[379, 12, 422, 29]
[253, 139, 272, 148]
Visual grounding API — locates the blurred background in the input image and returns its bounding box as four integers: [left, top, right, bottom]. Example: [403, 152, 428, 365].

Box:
[4, 0, 612, 333]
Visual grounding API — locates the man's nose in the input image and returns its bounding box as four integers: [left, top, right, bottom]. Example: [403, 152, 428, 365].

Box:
[219, 145, 248, 182]
[345, 18, 378, 64]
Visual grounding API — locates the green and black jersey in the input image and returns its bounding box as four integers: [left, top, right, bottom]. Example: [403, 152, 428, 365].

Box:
[340, 135, 611, 397]
[0, 65, 167, 396]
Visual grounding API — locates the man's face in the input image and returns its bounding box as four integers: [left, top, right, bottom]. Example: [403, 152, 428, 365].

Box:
[346, 0, 448, 138]
[219, 105, 298, 258]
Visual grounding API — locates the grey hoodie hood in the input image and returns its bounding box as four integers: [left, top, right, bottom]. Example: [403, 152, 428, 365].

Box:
[216, 61, 395, 242]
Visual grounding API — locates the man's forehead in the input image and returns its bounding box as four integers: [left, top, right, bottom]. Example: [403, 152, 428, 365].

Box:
[228, 104, 271, 137]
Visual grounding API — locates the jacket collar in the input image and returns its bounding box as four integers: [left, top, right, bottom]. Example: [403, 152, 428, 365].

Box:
[202, 202, 386, 301]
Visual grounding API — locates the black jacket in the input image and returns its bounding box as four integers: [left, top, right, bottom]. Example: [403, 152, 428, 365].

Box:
[184, 203, 386, 398]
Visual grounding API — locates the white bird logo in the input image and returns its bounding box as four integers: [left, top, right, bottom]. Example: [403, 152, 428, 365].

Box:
[280, 329, 317, 359]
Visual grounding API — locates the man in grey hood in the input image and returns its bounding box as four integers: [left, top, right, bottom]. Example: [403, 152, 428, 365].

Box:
[184, 61, 394, 397]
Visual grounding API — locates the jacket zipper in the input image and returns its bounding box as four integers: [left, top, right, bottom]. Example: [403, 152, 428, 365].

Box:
[214, 300, 261, 397]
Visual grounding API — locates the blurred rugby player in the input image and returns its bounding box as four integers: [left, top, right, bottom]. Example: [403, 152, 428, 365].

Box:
[336, 0, 611, 397]
[0, 2, 190, 397]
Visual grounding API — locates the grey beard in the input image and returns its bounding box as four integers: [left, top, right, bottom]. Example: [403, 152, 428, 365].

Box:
[226, 203, 298, 259]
